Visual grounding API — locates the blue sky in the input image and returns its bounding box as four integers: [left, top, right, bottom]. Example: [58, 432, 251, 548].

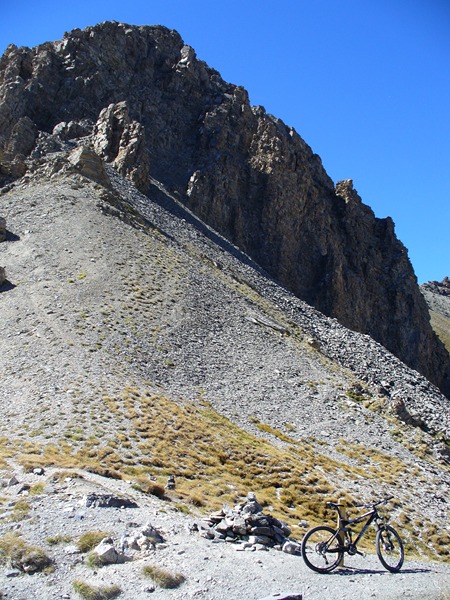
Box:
[1, 0, 449, 283]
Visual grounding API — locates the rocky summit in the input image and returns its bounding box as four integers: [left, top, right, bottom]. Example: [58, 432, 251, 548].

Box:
[0, 21, 448, 396]
[0, 22, 449, 600]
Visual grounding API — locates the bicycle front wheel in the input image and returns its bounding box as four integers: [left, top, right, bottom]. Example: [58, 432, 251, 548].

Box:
[376, 525, 404, 572]
[301, 526, 344, 573]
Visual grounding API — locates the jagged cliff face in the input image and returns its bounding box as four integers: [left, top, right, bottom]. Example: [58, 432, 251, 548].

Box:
[0, 21, 448, 395]
[421, 278, 450, 356]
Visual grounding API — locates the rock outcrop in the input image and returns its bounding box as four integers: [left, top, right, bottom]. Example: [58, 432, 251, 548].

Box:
[421, 277, 450, 357]
[422, 277, 450, 299]
[0, 21, 448, 395]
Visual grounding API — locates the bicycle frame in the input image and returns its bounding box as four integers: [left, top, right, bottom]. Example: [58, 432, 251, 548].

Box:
[338, 507, 381, 548]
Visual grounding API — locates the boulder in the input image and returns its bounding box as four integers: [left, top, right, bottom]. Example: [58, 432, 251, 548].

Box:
[140, 522, 164, 545]
[84, 492, 138, 508]
[92, 538, 119, 565]
[68, 146, 110, 187]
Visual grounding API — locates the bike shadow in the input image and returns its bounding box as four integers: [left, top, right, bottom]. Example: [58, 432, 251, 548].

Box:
[331, 566, 432, 576]
[0, 280, 16, 293]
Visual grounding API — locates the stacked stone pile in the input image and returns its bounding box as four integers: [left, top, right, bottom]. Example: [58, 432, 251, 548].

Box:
[197, 493, 301, 554]
[119, 522, 165, 555]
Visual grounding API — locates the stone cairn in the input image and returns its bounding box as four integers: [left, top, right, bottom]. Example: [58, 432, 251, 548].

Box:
[196, 492, 301, 554]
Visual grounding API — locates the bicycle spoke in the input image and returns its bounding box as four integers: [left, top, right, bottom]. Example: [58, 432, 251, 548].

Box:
[302, 526, 344, 573]
[376, 525, 404, 572]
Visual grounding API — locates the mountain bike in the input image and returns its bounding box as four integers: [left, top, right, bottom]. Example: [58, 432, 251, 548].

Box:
[301, 497, 404, 573]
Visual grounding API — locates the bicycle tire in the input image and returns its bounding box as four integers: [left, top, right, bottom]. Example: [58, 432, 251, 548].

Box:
[301, 525, 344, 573]
[376, 525, 404, 572]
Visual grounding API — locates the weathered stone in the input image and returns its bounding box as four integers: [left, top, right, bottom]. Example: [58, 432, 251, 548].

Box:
[140, 522, 164, 545]
[0, 266, 6, 285]
[165, 475, 176, 489]
[282, 540, 301, 555]
[52, 119, 92, 140]
[68, 146, 110, 187]
[6, 116, 37, 156]
[215, 520, 231, 534]
[92, 538, 119, 565]
[242, 500, 263, 515]
[250, 526, 274, 537]
[17, 483, 30, 494]
[248, 535, 273, 546]
[232, 516, 248, 536]
[84, 492, 138, 508]
[5, 569, 21, 577]
[93, 101, 150, 192]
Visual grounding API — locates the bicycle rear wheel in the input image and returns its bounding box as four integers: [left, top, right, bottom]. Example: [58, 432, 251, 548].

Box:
[301, 525, 344, 573]
[376, 525, 404, 572]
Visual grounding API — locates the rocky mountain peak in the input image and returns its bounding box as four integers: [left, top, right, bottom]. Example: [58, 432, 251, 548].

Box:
[0, 21, 449, 396]
[422, 277, 450, 297]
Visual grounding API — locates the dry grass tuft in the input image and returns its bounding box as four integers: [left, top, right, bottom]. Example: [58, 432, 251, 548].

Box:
[0, 531, 51, 573]
[142, 564, 185, 588]
[73, 580, 122, 600]
[77, 531, 110, 553]
[3, 384, 449, 564]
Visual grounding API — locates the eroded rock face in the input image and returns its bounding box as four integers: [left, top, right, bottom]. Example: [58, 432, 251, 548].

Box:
[0, 21, 448, 395]
[93, 101, 150, 192]
[422, 277, 450, 298]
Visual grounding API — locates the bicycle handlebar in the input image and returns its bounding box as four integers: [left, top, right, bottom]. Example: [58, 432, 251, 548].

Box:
[327, 496, 394, 510]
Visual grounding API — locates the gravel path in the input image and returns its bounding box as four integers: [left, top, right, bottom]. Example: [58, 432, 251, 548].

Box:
[1, 468, 448, 600]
